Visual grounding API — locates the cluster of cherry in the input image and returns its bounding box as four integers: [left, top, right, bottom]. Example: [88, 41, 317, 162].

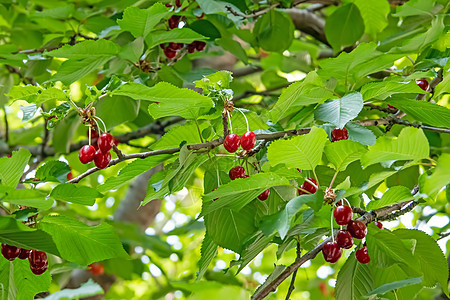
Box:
[228, 166, 270, 201]
[1, 244, 48, 275]
[223, 131, 257, 153]
[78, 131, 118, 169]
[322, 204, 381, 264]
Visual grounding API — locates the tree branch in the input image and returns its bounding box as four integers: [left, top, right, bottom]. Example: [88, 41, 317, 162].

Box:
[285, 242, 301, 300]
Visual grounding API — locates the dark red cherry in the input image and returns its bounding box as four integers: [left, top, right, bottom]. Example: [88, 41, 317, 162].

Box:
[175, 0, 181, 7]
[258, 189, 270, 201]
[66, 172, 73, 181]
[416, 79, 429, 91]
[229, 166, 246, 180]
[197, 12, 205, 19]
[94, 150, 111, 169]
[29, 250, 48, 269]
[113, 137, 120, 146]
[302, 178, 318, 194]
[387, 104, 397, 110]
[356, 246, 370, 264]
[165, 3, 172, 7]
[18, 248, 31, 260]
[1, 244, 21, 261]
[88, 262, 105, 275]
[347, 220, 367, 239]
[333, 205, 353, 225]
[322, 242, 342, 263]
[195, 41, 206, 51]
[223, 134, 241, 153]
[241, 131, 256, 151]
[374, 221, 383, 229]
[336, 230, 353, 249]
[164, 47, 177, 59]
[30, 263, 48, 275]
[87, 129, 99, 139]
[331, 128, 349, 142]
[168, 42, 183, 50]
[168, 15, 180, 29]
[78, 145, 96, 164]
[187, 43, 196, 53]
[97, 133, 113, 153]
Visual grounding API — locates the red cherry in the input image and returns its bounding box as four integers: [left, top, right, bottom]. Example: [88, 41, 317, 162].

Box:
[197, 12, 205, 19]
[113, 137, 120, 146]
[416, 79, 429, 91]
[28, 250, 48, 271]
[223, 134, 241, 153]
[187, 43, 196, 53]
[240, 131, 256, 151]
[66, 172, 73, 181]
[30, 263, 48, 275]
[333, 205, 353, 225]
[1, 244, 21, 261]
[175, 0, 181, 7]
[322, 242, 342, 263]
[347, 220, 367, 239]
[229, 166, 246, 180]
[336, 230, 353, 249]
[195, 41, 206, 51]
[387, 104, 397, 110]
[160, 43, 166, 49]
[165, 3, 172, 7]
[331, 128, 349, 142]
[302, 178, 318, 194]
[88, 129, 99, 139]
[164, 47, 177, 59]
[374, 221, 383, 229]
[168, 42, 183, 50]
[258, 189, 270, 201]
[88, 262, 104, 275]
[168, 15, 180, 29]
[97, 133, 113, 153]
[78, 145, 96, 164]
[355, 246, 370, 264]
[18, 248, 31, 260]
[94, 150, 111, 169]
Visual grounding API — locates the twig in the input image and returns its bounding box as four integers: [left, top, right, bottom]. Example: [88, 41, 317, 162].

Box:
[438, 232, 450, 241]
[358, 117, 450, 134]
[285, 242, 301, 300]
[364, 103, 397, 114]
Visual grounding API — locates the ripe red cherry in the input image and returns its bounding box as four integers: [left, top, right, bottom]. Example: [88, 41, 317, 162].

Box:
[303, 178, 318, 194]
[18, 248, 31, 260]
[223, 134, 241, 153]
[374, 221, 383, 229]
[29, 250, 48, 275]
[387, 104, 397, 110]
[88, 263, 105, 275]
[356, 246, 370, 264]
[164, 47, 177, 59]
[347, 220, 367, 239]
[241, 131, 256, 151]
[322, 242, 342, 263]
[195, 41, 206, 51]
[78, 145, 96, 164]
[168, 15, 180, 29]
[334, 205, 353, 225]
[168, 42, 183, 50]
[1, 244, 21, 261]
[94, 150, 111, 169]
[113, 137, 120, 146]
[187, 43, 196, 53]
[336, 230, 353, 249]
[416, 79, 429, 91]
[229, 166, 246, 180]
[331, 128, 349, 142]
[97, 133, 113, 153]
[258, 189, 270, 201]
[66, 172, 73, 181]
[88, 129, 99, 139]
[175, 0, 182, 7]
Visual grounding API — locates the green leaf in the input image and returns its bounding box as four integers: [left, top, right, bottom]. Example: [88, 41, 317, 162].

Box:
[0, 256, 51, 300]
[344, 170, 397, 197]
[114, 82, 213, 120]
[40, 215, 129, 265]
[46, 39, 119, 59]
[352, 0, 390, 37]
[37, 87, 68, 104]
[0, 187, 53, 210]
[335, 253, 374, 300]
[95, 95, 139, 130]
[0, 148, 30, 188]
[319, 43, 402, 84]
[216, 37, 248, 64]
[236, 233, 272, 273]
[197, 233, 218, 280]
[370, 264, 423, 299]
[8, 85, 41, 103]
[345, 122, 376, 146]
[367, 277, 423, 296]
[35, 160, 71, 183]
[394, 0, 436, 17]
[366, 186, 414, 210]
[260, 190, 324, 239]
[117, 4, 169, 39]
[204, 204, 256, 254]
[267, 126, 328, 170]
[361, 127, 429, 168]
[325, 140, 367, 171]
[361, 79, 425, 100]
[44, 279, 104, 300]
[152, 121, 207, 150]
[314, 92, 364, 129]
[19, 104, 37, 122]
[98, 155, 171, 193]
[325, 3, 364, 52]
[254, 9, 294, 52]
[119, 37, 144, 62]
[269, 72, 334, 123]
[194, 70, 233, 92]
[387, 98, 450, 128]
[393, 229, 449, 295]
[50, 56, 111, 85]
[50, 184, 103, 206]
[420, 153, 450, 200]
[145, 28, 206, 49]
[202, 172, 290, 214]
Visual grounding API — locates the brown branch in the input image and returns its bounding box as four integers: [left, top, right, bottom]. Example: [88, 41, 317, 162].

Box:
[364, 103, 397, 114]
[285, 242, 301, 300]
[358, 117, 450, 134]
[252, 199, 415, 300]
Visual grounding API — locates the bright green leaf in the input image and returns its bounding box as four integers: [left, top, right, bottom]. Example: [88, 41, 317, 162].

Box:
[314, 92, 364, 128]
[50, 184, 103, 206]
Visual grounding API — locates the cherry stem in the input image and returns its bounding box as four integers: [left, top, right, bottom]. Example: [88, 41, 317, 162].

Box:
[68, 97, 83, 114]
[297, 187, 311, 194]
[235, 108, 249, 132]
[94, 116, 107, 133]
[328, 171, 338, 189]
[226, 110, 233, 133]
[330, 208, 335, 242]
[88, 126, 91, 146]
